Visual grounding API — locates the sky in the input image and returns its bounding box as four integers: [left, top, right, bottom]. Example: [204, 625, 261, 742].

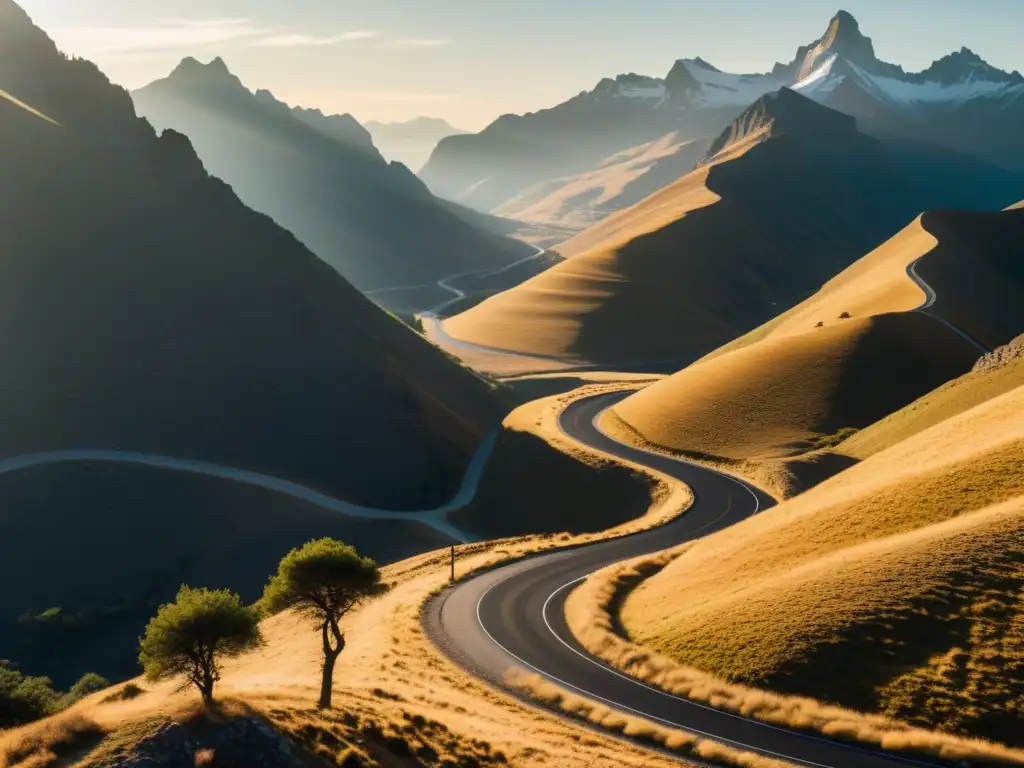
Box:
[17, 0, 1024, 130]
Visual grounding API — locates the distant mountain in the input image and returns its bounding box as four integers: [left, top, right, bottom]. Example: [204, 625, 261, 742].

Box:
[421, 10, 1024, 213]
[493, 131, 708, 231]
[365, 116, 466, 143]
[132, 60, 529, 297]
[364, 117, 467, 172]
[444, 90, 1024, 367]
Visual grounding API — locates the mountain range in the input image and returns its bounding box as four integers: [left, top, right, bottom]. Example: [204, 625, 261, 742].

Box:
[132, 59, 528, 301]
[444, 86, 1023, 367]
[422, 10, 1024, 220]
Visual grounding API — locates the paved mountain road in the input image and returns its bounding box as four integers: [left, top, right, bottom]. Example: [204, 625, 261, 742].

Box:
[426, 391, 944, 768]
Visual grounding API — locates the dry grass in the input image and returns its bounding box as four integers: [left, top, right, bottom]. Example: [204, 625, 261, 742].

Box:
[596, 382, 1024, 753]
[1, 713, 104, 767]
[567, 539, 1024, 765]
[507, 670, 791, 768]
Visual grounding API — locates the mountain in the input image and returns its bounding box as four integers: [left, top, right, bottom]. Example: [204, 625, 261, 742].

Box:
[362, 116, 466, 172]
[442, 90, 1023, 369]
[421, 10, 1024, 214]
[0, 0, 502, 682]
[132, 59, 530, 299]
[365, 116, 466, 143]
[602, 206, 1024, 497]
[492, 131, 708, 231]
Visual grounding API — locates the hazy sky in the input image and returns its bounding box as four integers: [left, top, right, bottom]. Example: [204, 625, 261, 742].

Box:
[18, 1, 1024, 129]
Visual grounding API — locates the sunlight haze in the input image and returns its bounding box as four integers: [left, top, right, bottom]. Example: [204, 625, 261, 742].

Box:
[17, 0, 1024, 128]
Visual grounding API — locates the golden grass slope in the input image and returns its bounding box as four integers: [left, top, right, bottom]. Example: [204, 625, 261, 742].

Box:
[603, 312, 975, 496]
[619, 381, 1024, 746]
[603, 207, 1024, 496]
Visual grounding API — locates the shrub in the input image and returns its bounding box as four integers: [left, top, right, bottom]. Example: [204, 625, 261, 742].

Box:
[0, 661, 58, 727]
[139, 586, 262, 703]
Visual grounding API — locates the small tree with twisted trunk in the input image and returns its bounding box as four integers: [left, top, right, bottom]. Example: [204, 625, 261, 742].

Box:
[259, 539, 385, 709]
[139, 586, 262, 704]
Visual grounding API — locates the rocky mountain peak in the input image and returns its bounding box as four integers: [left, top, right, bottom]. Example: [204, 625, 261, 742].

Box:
[788, 10, 904, 81]
[168, 56, 245, 91]
[701, 87, 856, 165]
[664, 59, 702, 101]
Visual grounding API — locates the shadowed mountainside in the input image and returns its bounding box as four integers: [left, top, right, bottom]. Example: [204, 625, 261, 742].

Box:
[0, 1, 504, 511]
[132, 58, 529, 297]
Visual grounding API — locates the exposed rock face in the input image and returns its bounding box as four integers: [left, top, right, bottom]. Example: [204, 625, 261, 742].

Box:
[97, 718, 305, 768]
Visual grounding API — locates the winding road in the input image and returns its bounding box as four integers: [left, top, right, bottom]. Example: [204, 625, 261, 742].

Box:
[0, 441, 496, 543]
[907, 257, 989, 355]
[426, 391, 945, 768]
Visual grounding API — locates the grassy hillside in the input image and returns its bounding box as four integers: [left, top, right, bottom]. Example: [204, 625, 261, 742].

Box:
[604, 313, 976, 495]
[443, 91, 1022, 367]
[621, 380, 1024, 745]
[839, 334, 1024, 459]
[603, 206, 1024, 496]
[132, 59, 529, 297]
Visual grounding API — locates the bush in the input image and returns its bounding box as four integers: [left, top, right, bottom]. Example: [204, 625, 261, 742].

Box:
[139, 586, 262, 703]
[0, 661, 57, 727]
[57, 672, 111, 709]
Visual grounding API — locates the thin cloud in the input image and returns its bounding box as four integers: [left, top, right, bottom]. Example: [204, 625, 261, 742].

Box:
[386, 38, 452, 49]
[48, 18, 266, 55]
[252, 31, 381, 48]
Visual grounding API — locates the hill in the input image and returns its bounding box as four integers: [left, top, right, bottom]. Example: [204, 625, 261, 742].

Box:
[131, 59, 529, 299]
[443, 90, 1023, 368]
[619, 370, 1024, 746]
[421, 11, 1024, 216]
[837, 332, 1024, 460]
[0, 0, 502, 683]
[602, 206, 1024, 496]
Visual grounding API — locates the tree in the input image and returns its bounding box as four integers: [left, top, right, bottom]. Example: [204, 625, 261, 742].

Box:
[138, 586, 262, 704]
[258, 539, 385, 709]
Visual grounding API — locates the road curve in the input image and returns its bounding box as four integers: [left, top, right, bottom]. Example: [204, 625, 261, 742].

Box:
[427, 391, 941, 768]
[907, 257, 988, 355]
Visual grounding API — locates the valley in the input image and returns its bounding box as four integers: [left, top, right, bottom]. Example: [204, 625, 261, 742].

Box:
[1, 3, 1022, 767]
